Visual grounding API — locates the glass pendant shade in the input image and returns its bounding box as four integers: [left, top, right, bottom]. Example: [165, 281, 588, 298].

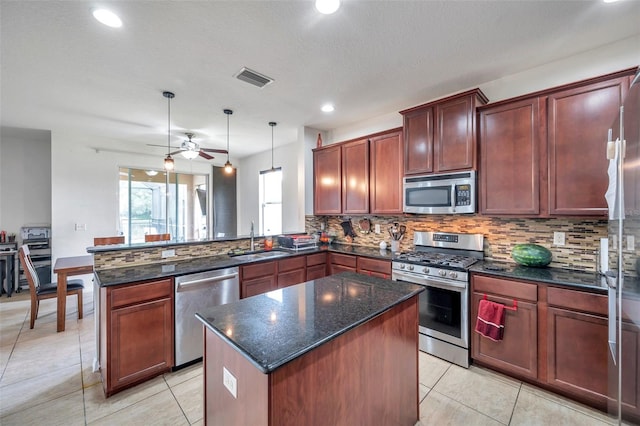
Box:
[181, 150, 199, 160]
[164, 155, 174, 171]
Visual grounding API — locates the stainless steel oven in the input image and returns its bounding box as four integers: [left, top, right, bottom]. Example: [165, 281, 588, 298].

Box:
[392, 231, 483, 368]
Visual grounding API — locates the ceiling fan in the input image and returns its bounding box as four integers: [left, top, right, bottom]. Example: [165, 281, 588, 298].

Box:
[148, 132, 228, 160]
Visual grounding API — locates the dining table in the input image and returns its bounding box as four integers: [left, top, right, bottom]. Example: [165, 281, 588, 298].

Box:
[53, 255, 93, 332]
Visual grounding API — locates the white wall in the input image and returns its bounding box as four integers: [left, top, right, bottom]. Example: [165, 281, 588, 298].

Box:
[0, 127, 52, 238]
[326, 36, 640, 144]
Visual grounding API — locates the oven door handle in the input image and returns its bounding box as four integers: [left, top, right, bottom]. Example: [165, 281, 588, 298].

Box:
[393, 272, 466, 291]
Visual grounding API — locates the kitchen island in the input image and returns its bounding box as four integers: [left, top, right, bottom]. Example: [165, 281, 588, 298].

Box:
[196, 272, 424, 426]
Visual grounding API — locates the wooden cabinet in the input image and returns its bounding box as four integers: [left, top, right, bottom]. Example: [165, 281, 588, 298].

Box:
[313, 145, 342, 215]
[479, 97, 544, 215]
[277, 256, 306, 288]
[370, 130, 404, 214]
[328, 252, 357, 275]
[241, 261, 277, 298]
[342, 139, 370, 214]
[306, 252, 327, 280]
[401, 89, 488, 175]
[356, 257, 391, 279]
[471, 275, 538, 380]
[548, 74, 631, 216]
[100, 278, 174, 397]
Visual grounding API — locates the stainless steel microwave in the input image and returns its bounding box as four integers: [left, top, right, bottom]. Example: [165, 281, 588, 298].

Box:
[403, 171, 476, 214]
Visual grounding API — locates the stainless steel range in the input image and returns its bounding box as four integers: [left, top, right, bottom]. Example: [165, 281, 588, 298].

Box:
[392, 231, 484, 368]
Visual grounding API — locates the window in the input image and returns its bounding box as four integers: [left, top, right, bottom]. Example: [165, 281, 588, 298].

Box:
[259, 168, 282, 236]
[119, 168, 208, 243]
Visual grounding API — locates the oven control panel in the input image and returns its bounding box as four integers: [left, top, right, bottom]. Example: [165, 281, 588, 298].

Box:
[391, 261, 469, 284]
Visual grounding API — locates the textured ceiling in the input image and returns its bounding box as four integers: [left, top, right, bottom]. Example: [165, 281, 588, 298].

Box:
[1, 1, 639, 160]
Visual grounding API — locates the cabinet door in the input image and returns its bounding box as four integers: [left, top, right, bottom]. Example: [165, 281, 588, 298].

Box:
[342, 139, 370, 214]
[277, 257, 306, 289]
[356, 257, 391, 279]
[370, 130, 404, 214]
[242, 276, 276, 298]
[479, 97, 543, 215]
[306, 264, 327, 280]
[109, 297, 173, 392]
[435, 94, 477, 172]
[548, 76, 630, 216]
[403, 107, 433, 175]
[313, 145, 342, 215]
[329, 264, 357, 275]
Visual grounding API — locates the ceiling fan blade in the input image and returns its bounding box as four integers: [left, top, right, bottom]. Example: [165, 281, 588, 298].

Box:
[199, 151, 214, 160]
[200, 148, 228, 154]
[169, 150, 185, 156]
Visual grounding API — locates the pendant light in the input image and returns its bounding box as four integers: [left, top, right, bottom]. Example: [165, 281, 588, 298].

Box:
[268, 121, 277, 172]
[223, 109, 233, 173]
[163, 91, 175, 171]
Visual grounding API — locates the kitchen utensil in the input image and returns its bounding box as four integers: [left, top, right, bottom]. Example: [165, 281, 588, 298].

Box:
[340, 219, 357, 238]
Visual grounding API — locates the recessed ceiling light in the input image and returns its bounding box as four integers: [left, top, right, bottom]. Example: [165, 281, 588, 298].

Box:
[92, 9, 123, 28]
[321, 104, 335, 113]
[315, 0, 341, 14]
[603, 0, 621, 3]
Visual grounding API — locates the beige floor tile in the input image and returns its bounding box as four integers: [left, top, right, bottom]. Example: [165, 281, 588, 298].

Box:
[0, 389, 85, 426]
[433, 364, 520, 424]
[164, 362, 203, 387]
[511, 387, 614, 425]
[420, 390, 503, 426]
[84, 375, 169, 424]
[520, 384, 616, 425]
[0, 324, 21, 347]
[418, 351, 451, 388]
[191, 419, 205, 426]
[0, 363, 82, 417]
[419, 383, 430, 403]
[170, 374, 204, 424]
[0, 343, 14, 373]
[88, 388, 189, 426]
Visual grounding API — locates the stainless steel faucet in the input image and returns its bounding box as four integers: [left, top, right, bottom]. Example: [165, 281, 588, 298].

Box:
[250, 221, 255, 251]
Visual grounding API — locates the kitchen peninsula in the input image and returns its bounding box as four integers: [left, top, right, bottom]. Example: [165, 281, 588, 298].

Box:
[195, 272, 424, 426]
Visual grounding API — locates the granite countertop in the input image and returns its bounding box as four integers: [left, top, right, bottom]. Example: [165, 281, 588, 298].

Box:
[93, 243, 394, 286]
[470, 260, 640, 297]
[194, 271, 424, 373]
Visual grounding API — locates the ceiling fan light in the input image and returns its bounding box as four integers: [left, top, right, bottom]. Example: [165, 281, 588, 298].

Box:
[145, 170, 158, 177]
[224, 160, 234, 173]
[181, 150, 199, 160]
[164, 155, 174, 171]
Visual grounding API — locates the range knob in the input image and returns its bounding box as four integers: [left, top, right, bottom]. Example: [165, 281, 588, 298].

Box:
[449, 271, 458, 279]
[438, 270, 446, 277]
[422, 267, 430, 274]
[400, 264, 406, 270]
[408, 264, 414, 271]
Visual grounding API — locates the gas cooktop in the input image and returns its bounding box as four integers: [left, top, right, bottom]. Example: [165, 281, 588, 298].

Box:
[393, 252, 479, 269]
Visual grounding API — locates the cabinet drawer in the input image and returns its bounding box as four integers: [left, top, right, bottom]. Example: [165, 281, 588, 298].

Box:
[278, 256, 306, 273]
[110, 278, 173, 309]
[306, 252, 327, 267]
[472, 275, 537, 302]
[329, 253, 356, 268]
[242, 261, 276, 281]
[547, 287, 607, 316]
[357, 257, 391, 275]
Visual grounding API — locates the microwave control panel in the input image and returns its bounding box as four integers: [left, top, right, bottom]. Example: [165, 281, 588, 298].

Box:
[454, 184, 472, 206]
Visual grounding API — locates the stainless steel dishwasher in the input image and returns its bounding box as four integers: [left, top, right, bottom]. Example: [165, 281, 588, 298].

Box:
[174, 267, 239, 367]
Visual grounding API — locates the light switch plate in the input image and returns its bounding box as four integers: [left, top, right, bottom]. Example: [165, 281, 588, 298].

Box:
[627, 235, 635, 251]
[553, 231, 565, 246]
[161, 249, 176, 258]
[223, 367, 237, 398]
[374, 224, 381, 234]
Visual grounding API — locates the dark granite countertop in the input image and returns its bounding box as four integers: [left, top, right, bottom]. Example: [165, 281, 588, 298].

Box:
[93, 243, 394, 286]
[470, 260, 640, 297]
[195, 272, 424, 373]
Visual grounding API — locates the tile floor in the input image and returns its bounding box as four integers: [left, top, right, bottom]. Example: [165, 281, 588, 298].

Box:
[0, 287, 625, 425]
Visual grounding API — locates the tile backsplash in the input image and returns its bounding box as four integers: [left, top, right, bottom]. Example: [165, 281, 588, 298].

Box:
[306, 215, 609, 272]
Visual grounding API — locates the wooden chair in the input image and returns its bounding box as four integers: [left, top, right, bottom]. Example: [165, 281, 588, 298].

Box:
[18, 245, 84, 329]
[144, 233, 171, 242]
[93, 236, 125, 246]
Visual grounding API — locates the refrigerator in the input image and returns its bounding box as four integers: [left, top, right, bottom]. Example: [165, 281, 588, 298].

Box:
[604, 67, 640, 424]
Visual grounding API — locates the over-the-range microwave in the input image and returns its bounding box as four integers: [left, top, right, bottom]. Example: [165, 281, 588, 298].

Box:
[403, 171, 476, 214]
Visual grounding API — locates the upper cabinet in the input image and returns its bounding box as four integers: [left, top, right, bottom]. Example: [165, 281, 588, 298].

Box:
[313, 128, 403, 215]
[400, 89, 488, 175]
[478, 68, 635, 217]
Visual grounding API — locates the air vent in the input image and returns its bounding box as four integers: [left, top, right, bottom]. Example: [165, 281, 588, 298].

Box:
[234, 67, 274, 88]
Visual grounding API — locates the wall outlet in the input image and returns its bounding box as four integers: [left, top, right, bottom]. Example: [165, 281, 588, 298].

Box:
[161, 249, 176, 258]
[223, 367, 237, 398]
[74, 223, 87, 231]
[553, 231, 565, 246]
[374, 224, 381, 234]
[627, 235, 635, 251]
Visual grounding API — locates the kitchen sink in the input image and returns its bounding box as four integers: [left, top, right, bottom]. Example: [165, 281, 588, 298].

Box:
[231, 250, 289, 261]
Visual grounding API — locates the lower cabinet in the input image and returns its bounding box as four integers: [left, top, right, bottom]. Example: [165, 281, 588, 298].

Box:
[328, 252, 357, 275]
[356, 256, 391, 279]
[306, 252, 327, 280]
[100, 278, 174, 397]
[471, 275, 538, 380]
[241, 261, 277, 298]
[277, 256, 306, 288]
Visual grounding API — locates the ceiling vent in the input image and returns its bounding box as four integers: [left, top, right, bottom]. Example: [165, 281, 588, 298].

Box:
[234, 67, 274, 88]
